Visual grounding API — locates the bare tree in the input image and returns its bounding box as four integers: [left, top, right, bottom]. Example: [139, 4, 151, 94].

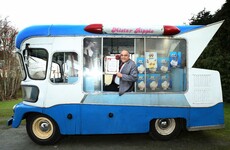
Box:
[0, 17, 20, 101]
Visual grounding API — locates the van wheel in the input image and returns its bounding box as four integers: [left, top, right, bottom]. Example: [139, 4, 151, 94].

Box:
[26, 114, 61, 145]
[149, 118, 181, 140]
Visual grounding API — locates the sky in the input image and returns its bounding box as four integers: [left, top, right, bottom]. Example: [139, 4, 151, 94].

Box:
[0, 0, 226, 30]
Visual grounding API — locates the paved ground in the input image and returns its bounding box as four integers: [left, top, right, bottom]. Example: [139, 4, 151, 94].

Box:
[0, 125, 230, 150]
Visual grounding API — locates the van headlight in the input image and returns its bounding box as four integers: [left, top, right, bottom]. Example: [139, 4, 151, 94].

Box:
[22, 85, 39, 102]
[13, 104, 17, 113]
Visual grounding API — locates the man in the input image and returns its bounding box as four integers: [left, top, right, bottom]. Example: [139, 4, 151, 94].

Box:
[116, 50, 138, 96]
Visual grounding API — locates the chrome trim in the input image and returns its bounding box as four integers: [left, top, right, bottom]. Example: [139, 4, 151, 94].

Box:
[187, 124, 224, 131]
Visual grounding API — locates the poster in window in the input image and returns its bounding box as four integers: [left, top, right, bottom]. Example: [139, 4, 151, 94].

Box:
[158, 57, 170, 73]
[136, 57, 145, 74]
[137, 74, 145, 91]
[169, 52, 181, 68]
[145, 52, 157, 73]
[104, 56, 119, 74]
[146, 74, 160, 91]
[160, 74, 172, 90]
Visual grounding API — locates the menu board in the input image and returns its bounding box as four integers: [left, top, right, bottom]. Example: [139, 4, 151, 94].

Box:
[104, 56, 119, 74]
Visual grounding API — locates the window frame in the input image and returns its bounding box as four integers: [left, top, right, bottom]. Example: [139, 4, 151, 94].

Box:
[50, 51, 79, 84]
[23, 48, 49, 80]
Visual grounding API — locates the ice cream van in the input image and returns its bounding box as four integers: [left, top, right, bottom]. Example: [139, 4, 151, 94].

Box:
[8, 21, 224, 145]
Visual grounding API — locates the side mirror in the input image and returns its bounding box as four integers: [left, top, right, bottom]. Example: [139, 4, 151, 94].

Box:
[24, 43, 30, 66]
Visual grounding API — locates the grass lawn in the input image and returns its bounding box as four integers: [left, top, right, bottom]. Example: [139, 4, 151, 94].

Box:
[204, 103, 230, 142]
[0, 99, 22, 125]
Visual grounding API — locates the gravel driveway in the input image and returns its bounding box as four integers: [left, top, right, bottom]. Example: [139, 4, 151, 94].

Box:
[0, 125, 229, 150]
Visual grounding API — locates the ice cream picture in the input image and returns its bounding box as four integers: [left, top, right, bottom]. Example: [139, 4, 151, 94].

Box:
[161, 65, 168, 72]
[161, 80, 170, 90]
[170, 59, 178, 68]
[150, 81, 158, 90]
[160, 74, 171, 90]
[138, 64, 145, 74]
[138, 81, 146, 90]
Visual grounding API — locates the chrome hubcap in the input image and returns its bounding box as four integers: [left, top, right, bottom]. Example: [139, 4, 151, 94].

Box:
[32, 117, 54, 139]
[158, 119, 169, 129]
[40, 121, 50, 132]
[155, 119, 176, 135]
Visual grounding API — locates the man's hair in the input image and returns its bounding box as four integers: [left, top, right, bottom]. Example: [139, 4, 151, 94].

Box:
[121, 49, 130, 55]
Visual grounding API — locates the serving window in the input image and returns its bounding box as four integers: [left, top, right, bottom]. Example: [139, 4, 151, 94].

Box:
[82, 37, 187, 93]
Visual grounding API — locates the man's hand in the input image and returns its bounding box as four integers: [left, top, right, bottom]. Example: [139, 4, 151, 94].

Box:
[116, 72, 122, 78]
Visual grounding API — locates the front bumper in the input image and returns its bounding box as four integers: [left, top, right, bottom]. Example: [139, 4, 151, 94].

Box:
[7, 117, 13, 126]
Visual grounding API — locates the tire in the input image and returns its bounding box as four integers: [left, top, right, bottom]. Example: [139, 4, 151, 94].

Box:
[26, 114, 61, 145]
[149, 118, 181, 141]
